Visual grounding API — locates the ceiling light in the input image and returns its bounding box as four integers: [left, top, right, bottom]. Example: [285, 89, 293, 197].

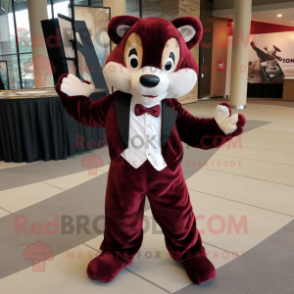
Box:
[277, 14, 282, 17]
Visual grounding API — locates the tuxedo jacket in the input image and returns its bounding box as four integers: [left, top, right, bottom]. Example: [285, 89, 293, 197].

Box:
[59, 91, 231, 170]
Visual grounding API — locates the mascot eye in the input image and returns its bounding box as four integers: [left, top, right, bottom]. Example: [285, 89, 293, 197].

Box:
[165, 61, 173, 71]
[130, 58, 138, 68]
[163, 52, 175, 73]
[128, 48, 139, 69]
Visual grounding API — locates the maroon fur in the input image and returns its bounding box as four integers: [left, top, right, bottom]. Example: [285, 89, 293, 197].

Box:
[87, 156, 213, 284]
[106, 16, 203, 74]
[56, 74, 240, 171]
[55, 15, 246, 285]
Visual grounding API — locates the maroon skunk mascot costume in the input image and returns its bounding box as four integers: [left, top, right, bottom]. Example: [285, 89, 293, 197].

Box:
[56, 16, 246, 285]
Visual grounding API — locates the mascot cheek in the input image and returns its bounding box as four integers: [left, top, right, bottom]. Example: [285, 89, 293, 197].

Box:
[166, 69, 197, 98]
[104, 62, 132, 93]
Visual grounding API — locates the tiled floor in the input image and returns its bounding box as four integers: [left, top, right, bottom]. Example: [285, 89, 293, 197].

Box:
[0, 99, 293, 293]
[0, 207, 9, 218]
[0, 161, 30, 169]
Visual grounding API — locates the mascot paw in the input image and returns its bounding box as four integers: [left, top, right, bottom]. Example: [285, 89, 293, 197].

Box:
[214, 103, 246, 136]
[182, 255, 216, 285]
[87, 252, 129, 283]
[55, 73, 94, 98]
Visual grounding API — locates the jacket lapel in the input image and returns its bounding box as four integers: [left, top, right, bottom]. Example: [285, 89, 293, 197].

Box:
[113, 92, 132, 148]
[114, 94, 178, 149]
[161, 101, 178, 148]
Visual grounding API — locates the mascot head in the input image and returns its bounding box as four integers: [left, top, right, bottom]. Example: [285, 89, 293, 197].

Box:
[104, 16, 203, 105]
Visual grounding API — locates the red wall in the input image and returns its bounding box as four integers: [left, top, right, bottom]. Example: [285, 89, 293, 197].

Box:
[228, 20, 294, 36]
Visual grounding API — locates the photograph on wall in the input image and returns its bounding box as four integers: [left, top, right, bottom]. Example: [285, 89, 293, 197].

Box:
[226, 30, 294, 96]
[0, 61, 9, 90]
[247, 31, 294, 84]
[73, 5, 111, 91]
[248, 41, 285, 83]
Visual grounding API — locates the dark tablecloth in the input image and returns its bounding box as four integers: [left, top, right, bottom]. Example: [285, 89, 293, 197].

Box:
[0, 91, 107, 163]
[247, 83, 283, 98]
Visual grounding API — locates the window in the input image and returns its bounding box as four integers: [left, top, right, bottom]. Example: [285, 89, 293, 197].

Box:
[53, 0, 72, 19]
[90, 0, 103, 6]
[0, 0, 26, 89]
[126, 0, 140, 17]
[0, 0, 141, 89]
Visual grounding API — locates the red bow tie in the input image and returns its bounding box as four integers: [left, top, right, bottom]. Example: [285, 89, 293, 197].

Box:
[135, 104, 161, 118]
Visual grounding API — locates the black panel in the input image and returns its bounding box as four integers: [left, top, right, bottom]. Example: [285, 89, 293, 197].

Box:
[113, 93, 132, 148]
[74, 20, 110, 95]
[0, 90, 107, 163]
[161, 103, 178, 148]
[41, 19, 69, 85]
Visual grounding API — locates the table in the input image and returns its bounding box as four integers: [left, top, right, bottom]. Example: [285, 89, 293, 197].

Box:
[0, 88, 107, 163]
[247, 83, 283, 98]
[282, 77, 294, 101]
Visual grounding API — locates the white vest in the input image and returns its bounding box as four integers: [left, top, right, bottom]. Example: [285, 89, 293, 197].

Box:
[120, 97, 167, 171]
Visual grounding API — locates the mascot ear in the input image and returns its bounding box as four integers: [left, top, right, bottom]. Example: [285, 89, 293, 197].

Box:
[108, 15, 139, 44]
[172, 16, 203, 49]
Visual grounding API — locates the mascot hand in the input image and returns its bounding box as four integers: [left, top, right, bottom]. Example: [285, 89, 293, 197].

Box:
[56, 73, 95, 97]
[214, 103, 246, 136]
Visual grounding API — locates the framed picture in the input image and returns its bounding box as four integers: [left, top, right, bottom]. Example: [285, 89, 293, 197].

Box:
[58, 14, 78, 76]
[73, 5, 111, 69]
[42, 7, 111, 93]
[0, 61, 10, 90]
[41, 17, 71, 85]
[73, 5, 112, 92]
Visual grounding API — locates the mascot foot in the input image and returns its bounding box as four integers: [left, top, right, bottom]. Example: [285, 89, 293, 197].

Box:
[87, 252, 129, 283]
[182, 255, 216, 285]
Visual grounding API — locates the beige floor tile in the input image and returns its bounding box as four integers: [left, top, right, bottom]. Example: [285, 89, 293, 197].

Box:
[0, 208, 9, 218]
[145, 191, 293, 255]
[240, 137, 294, 154]
[85, 228, 236, 293]
[84, 234, 103, 252]
[98, 164, 110, 172]
[242, 129, 294, 143]
[248, 128, 294, 136]
[216, 145, 294, 166]
[44, 169, 106, 190]
[184, 100, 294, 133]
[128, 228, 237, 293]
[0, 244, 167, 294]
[0, 161, 31, 169]
[203, 154, 294, 186]
[0, 182, 63, 213]
[186, 169, 294, 216]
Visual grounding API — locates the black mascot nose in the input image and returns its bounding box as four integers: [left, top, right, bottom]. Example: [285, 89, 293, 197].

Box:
[140, 75, 160, 88]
